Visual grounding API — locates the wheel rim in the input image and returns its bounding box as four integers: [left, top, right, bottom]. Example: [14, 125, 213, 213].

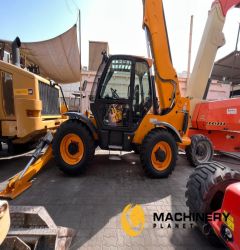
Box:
[195, 141, 211, 163]
[151, 141, 172, 171]
[60, 133, 84, 165]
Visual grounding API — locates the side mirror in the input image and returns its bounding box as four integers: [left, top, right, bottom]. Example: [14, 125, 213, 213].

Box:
[50, 80, 56, 87]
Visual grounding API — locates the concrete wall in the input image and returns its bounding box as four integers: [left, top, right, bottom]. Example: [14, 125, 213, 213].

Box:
[60, 70, 96, 111]
[206, 81, 231, 100]
[60, 71, 231, 112]
[178, 77, 230, 99]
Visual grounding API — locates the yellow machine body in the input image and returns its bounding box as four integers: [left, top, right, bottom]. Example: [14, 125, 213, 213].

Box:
[133, 0, 190, 146]
[0, 60, 66, 144]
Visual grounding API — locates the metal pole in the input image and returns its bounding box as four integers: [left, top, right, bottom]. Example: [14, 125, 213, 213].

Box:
[235, 22, 240, 51]
[78, 9, 83, 112]
[187, 15, 194, 87]
[230, 23, 240, 97]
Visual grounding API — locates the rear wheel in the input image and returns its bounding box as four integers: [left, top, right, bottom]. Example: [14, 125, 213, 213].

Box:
[186, 162, 240, 246]
[52, 120, 95, 175]
[186, 134, 213, 167]
[140, 130, 177, 178]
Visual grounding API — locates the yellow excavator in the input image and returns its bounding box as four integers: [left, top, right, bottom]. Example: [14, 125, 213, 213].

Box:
[0, 0, 191, 199]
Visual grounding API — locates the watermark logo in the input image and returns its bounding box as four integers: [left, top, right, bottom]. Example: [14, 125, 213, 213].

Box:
[121, 204, 145, 237]
[152, 211, 231, 229]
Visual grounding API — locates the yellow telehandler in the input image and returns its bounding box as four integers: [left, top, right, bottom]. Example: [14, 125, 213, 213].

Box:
[0, 0, 191, 199]
[52, 0, 190, 177]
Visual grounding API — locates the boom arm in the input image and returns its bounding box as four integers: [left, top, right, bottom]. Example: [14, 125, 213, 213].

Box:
[187, 0, 240, 114]
[143, 0, 181, 111]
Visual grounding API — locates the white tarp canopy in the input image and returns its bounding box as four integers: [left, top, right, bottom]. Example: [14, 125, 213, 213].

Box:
[21, 24, 80, 83]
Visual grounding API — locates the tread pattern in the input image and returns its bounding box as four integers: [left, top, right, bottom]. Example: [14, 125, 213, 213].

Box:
[186, 162, 240, 212]
[52, 119, 95, 175]
[186, 134, 213, 167]
[140, 129, 177, 178]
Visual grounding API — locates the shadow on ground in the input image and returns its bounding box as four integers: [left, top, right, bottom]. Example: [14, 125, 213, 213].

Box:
[0, 151, 232, 249]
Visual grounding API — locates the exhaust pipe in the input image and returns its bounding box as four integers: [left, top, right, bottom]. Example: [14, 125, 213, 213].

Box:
[11, 37, 21, 67]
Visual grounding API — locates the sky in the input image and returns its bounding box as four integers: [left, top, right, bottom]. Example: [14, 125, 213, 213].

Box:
[1, 0, 240, 73]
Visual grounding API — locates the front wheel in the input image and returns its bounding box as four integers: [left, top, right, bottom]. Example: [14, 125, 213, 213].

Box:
[52, 120, 95, 175]
[186, 134, 213, 167]
[140, 130, 177, 178]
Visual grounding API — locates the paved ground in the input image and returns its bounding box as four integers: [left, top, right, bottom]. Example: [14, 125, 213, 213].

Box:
[0, 150, 239, 250]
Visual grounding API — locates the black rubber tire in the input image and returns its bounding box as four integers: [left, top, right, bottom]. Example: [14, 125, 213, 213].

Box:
[132, 144, 140, 154]
[52, 120, 95, 175]
[186, 134, 213, 167]
[8, 141, 35, 155]
[186, 162, 240, 246]
[140, 129, 177, 178]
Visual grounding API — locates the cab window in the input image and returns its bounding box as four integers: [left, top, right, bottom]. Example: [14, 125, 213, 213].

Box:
[133, 62, 152, 120]
[100, 59, 132, 99]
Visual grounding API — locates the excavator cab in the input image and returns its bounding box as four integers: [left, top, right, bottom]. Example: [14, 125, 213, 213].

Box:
[90, 54, 153, 150]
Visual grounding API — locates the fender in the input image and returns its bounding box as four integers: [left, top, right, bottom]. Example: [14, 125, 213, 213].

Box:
[152, 120, 182, 143]
[64, 112, 98, 139]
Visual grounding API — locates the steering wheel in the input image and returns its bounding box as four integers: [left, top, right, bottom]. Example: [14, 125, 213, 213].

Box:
[111, 88, 119, 99]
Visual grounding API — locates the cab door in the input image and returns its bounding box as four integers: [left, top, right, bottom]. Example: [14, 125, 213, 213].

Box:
[91, 57, 133, 149]
[95, 58, 133, 129]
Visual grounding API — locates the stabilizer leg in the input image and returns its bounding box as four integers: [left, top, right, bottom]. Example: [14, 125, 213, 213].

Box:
[0, 132, 53, 199]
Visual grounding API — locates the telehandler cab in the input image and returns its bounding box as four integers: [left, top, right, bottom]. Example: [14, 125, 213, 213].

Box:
[52, 0, 191, 178]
